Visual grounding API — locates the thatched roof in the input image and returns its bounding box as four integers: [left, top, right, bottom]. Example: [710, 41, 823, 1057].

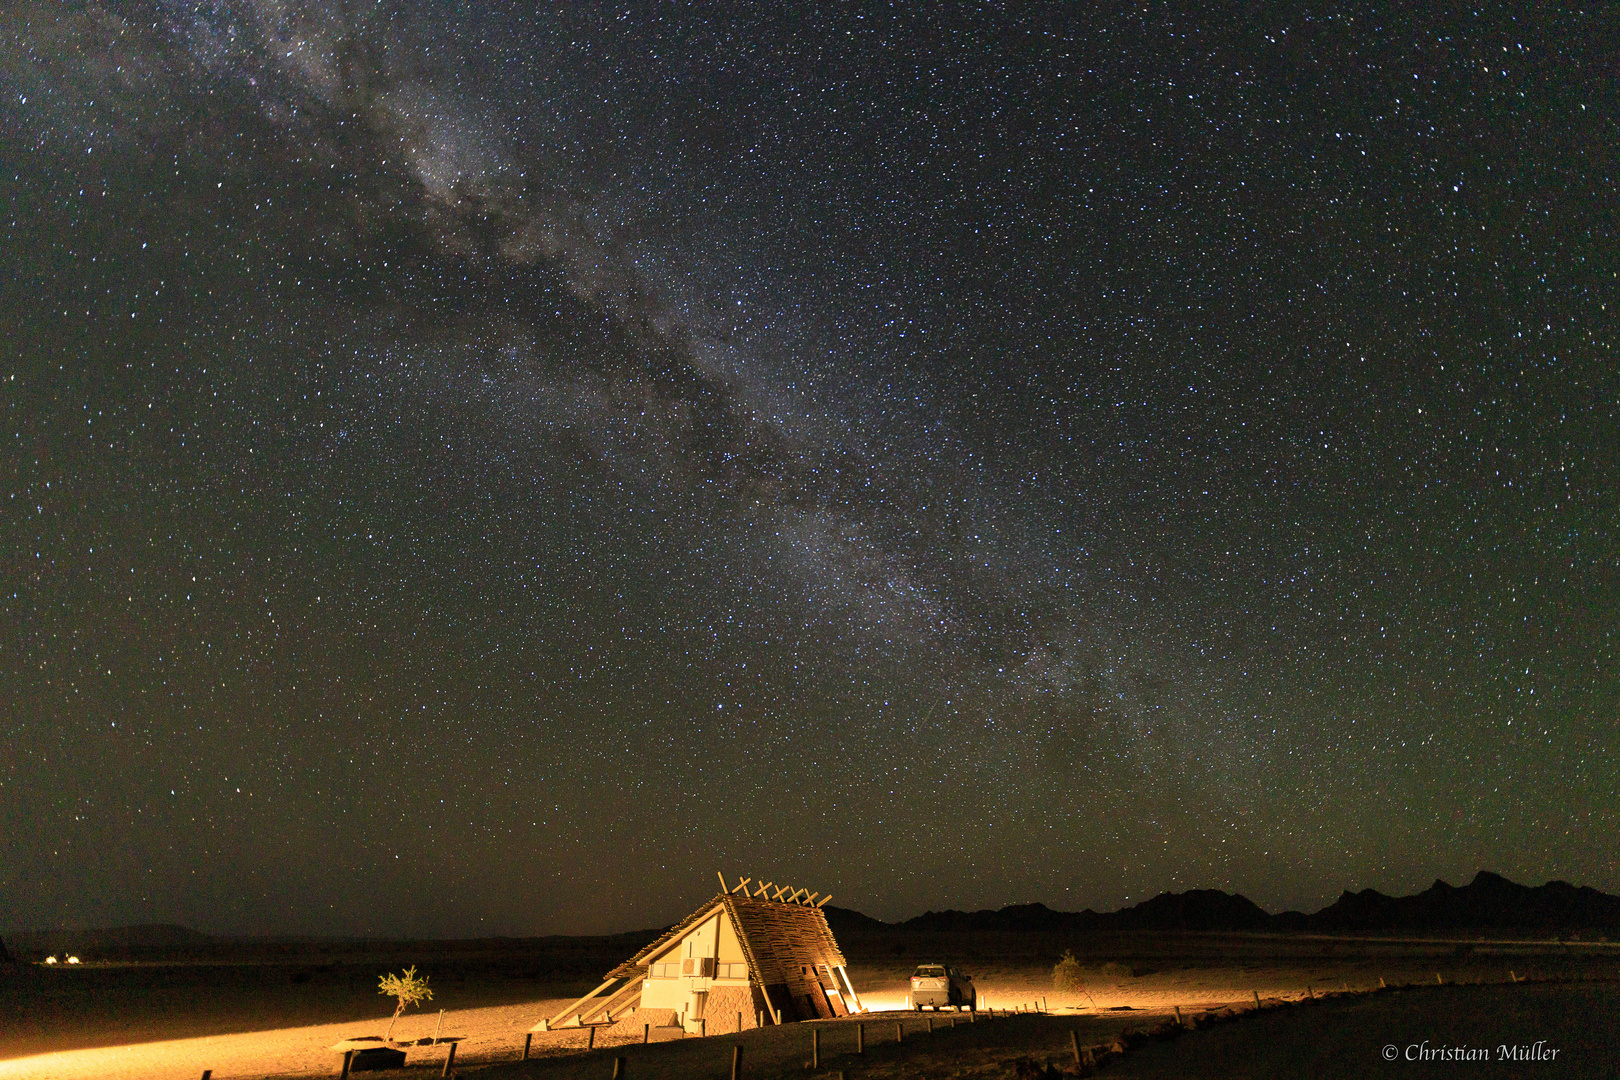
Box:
[607, 892, 847, 985]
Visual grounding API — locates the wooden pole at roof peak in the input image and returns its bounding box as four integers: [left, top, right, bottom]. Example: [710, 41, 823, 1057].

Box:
[754, 881, 773, 898]
[732, 877, 752, 894]
[816, 895, 833, 907]
[717, 871, 729, 893]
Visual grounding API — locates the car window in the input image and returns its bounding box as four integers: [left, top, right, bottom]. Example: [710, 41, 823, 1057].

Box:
[915, 965, 946, 977]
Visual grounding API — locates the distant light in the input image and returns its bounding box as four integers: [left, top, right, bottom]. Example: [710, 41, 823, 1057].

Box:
[44, 956, 58, 964]
[67, 956, 81, 964]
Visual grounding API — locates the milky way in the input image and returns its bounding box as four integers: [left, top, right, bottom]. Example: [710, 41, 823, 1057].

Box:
[2, 2, 1614, 935]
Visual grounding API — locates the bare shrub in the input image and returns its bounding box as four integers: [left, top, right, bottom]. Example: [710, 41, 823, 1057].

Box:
[1052, 949, 1098, 1007]
[1053, 949, 1085, 991]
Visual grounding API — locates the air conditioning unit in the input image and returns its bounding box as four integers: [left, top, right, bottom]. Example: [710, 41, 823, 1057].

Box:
[682, 957, 715, 977]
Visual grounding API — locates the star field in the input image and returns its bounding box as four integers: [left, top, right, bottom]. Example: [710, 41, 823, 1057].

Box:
[1, 2, 1614, 936]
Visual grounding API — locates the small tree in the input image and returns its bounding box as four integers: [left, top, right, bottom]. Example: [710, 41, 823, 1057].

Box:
[378, 965, 433, 1040]
[1052, 950, 1097, 1008]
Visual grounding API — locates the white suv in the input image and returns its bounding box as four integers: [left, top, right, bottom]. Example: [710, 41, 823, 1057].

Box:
[908, 963, 977, 1010]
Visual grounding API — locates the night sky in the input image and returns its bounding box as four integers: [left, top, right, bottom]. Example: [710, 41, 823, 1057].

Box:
[2, 2, 1614, 938]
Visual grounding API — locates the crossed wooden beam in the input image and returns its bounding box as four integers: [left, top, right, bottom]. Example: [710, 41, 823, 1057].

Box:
[717, 871, 831, 907]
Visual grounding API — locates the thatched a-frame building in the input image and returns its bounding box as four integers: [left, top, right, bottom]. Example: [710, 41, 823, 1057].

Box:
[538, 875, 863, 1036]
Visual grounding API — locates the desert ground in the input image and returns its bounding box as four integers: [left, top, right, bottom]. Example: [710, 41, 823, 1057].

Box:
[2, 930, 1616, 1078]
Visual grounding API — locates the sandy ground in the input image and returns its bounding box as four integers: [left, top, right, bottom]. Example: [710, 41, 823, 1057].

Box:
[1102, 983, 1620, 1080]
[2, 933, 1616, 1079]
[7, 986, 1618, 1080]
[0, 997, 572, 1080]
[476, 983, 1620, 1080]
[487, 1008, 1169, 1080]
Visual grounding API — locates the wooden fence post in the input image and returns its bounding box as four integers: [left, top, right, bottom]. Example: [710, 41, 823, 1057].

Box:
[1071, 1031, 1081, 1065]
[522, 1033, 533, 1060]
[611, 1055, 624, 1079]
[812, 1027, 820, 1068]
[731, 1044, 743, 1080]
[643, 1024, 649, 1044]
[1252, 990, 1261, 1010]
[587, 1026, 596, 1051]
[339, 1051, 354, 1080]
[856, 1023, 865, 1054]
[895, 1021, 903, 1043]
[440, 1040, 457, 1079]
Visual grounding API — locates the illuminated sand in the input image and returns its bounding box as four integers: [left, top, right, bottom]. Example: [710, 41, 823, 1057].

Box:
[11, 984, 1610, 1080]
[3, 933, 1616, 1078]
[484, 984, 1620, 1080]
[0, 999, 564, 1080]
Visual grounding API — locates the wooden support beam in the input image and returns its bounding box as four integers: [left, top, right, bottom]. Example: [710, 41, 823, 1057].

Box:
[770, 885, 789, 901]
[732, 877, 752, 894]
[754, 881, 773, 898]
[805, 892, 820, 906]
[579, 979, 643, 1025]
[717, 871, 729, 893]
[835, 965, 862, 1013]
[539, 977, 623, 1030]
[816, 894, 833, 907]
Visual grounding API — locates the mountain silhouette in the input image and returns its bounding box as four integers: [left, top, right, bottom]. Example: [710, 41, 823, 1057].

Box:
[830, 872, 1620, 934]
[1303, 871, 1620, 933]
[1113, 888, 1273, 931]
[5, 924, 213, 954]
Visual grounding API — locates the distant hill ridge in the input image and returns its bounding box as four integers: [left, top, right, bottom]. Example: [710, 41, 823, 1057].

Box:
[824, 871, 1620, 935]
[5, 923, 211, 952]
[9, 873, 1616, 948]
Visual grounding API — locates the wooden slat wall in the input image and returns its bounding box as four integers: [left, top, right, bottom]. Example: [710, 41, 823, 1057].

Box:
[724, 895, 847, 985]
